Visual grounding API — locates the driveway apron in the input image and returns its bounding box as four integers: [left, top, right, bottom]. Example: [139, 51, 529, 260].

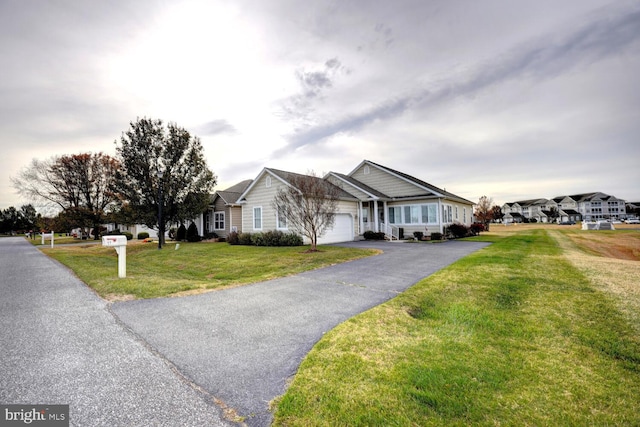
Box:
[111, 240, 490, 426]
[0, 237, 232, 427]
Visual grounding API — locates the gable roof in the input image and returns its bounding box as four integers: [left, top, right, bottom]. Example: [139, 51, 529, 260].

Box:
[325, 172, 389, 200]
[350, 160, 474, 205]
[213, 180, 253, 205]
[514, 198, 548, 207]
[238, 168, 358, 202]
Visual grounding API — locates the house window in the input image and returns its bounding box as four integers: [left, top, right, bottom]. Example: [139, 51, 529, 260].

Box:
[463, 208, 467, 223]
[214, 212, 225, 230]
[362, 207, 369, 223]
[388, 204, 437, 225]
[265, 176, 272, 188]
[388, 206, 400, 224]
[364, 165, 370, 175]
[442, 205, 453, 223]
[253, 206, 262, 230]
[276, 207, 287, 229]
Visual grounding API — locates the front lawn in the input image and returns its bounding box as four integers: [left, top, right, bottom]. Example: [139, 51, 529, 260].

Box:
[43, 241, 378, 300]
[273, 228, 640, 426]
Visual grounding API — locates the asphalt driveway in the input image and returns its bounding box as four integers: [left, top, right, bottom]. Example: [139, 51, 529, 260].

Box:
[0, 237, 232, 427]
[111, 239, 490, 426]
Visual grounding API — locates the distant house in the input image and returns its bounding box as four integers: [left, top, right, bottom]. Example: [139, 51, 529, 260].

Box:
[502, 192, 627, 223]
[201, 160, 474, 243]
[204, 180, 252, 239]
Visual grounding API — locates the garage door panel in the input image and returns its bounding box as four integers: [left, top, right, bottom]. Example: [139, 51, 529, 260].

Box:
[318, 214, 353, 244]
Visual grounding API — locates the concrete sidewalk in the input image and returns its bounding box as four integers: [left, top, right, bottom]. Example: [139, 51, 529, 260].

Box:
[112, 239, 490, 426]
[0, 237, 232, 427]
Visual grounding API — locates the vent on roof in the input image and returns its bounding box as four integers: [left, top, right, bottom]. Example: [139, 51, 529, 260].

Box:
[364, 165, 370, 175]
[266, 176, 272, 188]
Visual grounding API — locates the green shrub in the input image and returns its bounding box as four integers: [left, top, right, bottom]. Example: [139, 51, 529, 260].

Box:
[281, 232, 303, 246]
[137, 232, 150, 240]
[431, 232, 443, 241]
[123, 232, 133, 240]
[470, 223, 485, 235]
[176, 224, 187, 241]
[251, 232, 266, 246]
[413, 231, 424, 240]
[186, 223, 200, 242]
[227, 231, 239, 245]
[363, 230, 386, 240]
[447, 223, 469, 239]
[229, 230, 303, 246]
[238, 232, 254, 245]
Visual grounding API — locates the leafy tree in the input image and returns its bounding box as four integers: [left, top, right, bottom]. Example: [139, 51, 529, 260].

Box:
[1, 207, 19, 234]
[272, 170, 340, 252]
[12, 153, 119, 239]
[547, 206, 560, 223]
[490, 205, 504, 223]
[114, 118, 217, 247]
[186, 222, 200, 242]
[474, 195, 494, 230]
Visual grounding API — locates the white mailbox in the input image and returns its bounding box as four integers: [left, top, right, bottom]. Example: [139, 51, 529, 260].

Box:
[102, 235, 128, 247]
[102, 235, 128, 278]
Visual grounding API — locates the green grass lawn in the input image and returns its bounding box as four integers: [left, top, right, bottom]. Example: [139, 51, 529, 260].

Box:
[43, 241, 378, 300]
[272, 229, 640, 426]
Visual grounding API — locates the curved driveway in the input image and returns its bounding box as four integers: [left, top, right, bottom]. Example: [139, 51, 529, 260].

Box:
[111, 239, 490, 426]
[0, 237, 232, 427]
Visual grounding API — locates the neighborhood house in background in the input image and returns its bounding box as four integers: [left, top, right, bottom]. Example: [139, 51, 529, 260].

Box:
[502, 192, 630, 224]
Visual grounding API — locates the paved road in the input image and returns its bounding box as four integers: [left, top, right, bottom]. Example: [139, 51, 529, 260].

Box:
[111, 239, 490, 426]
[0, 237, 233, 427]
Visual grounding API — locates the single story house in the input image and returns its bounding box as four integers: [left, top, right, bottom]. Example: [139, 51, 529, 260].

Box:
[203, 160, 475, 244]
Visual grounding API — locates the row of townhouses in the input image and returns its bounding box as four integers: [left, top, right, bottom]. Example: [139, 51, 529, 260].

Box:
[502, 192, 629, 224]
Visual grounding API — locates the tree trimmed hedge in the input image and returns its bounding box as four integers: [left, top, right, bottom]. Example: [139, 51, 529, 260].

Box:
[363, 230, 386, 240]
[228, 230, 303, 246]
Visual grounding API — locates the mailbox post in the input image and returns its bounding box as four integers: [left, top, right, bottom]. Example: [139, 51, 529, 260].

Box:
[102, 235, 128, 278]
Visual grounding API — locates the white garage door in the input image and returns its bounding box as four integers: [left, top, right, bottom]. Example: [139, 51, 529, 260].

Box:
[317, 214, 354, 244]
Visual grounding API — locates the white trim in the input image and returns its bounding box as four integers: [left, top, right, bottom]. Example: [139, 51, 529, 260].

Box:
[213, 211, 225, 231]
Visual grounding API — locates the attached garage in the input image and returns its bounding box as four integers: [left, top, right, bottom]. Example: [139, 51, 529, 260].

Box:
[317, 214, 354, 245]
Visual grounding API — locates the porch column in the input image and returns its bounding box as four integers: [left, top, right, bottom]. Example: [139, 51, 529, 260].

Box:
[438, 199, 443, 234]
[373, 200, 379, 232]
[383, 201, 388, 233]
[358, 201, 363, 234]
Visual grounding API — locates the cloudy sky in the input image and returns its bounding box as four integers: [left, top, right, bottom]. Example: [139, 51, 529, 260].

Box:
[2, 0, 639, 211]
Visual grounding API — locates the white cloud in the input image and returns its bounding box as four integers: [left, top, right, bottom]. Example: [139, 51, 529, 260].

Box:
[1, 0, 639, 211]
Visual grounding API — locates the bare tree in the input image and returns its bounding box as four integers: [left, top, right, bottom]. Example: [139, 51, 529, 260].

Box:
[474, 195, 494, 230]
[12, 153, 119, 238]
[272, 171, 341, 251]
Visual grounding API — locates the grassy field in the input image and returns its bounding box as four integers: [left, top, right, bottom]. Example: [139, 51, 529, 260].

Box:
[42, 241, 378, 300]
[273, 224, 640, 426]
